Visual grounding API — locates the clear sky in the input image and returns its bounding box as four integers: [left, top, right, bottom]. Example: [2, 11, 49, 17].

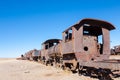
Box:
[0, 0, 120, 58]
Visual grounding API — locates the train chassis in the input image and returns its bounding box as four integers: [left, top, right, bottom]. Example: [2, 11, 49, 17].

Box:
[78, 65, 115, 80]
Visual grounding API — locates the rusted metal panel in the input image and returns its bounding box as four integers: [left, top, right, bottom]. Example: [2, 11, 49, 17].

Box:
[62, 40, 74, 54]
[78, 60, 120, 70]
[54, 43, 61, 54]
[32, 50, 39, 57]
[75, 52, 92, 61]
[48, 46, 55, 54]
[114, 45, 120, 53]
[102, 28, 110, 55]
[41, 48, 49, 60]
[45, 50, 49, 60]
[41, 49, 45, 57]
[47, 44, 61, 54]
[82, 35, 98, 56]
[73, 26, 83, 52]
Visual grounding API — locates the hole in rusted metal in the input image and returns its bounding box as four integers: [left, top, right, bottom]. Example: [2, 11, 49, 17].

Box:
[84, 46, 88, 51]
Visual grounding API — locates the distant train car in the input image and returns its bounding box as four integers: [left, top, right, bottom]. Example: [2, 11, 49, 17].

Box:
[31, 49, 41, 61]
[24, 51, 32, 60]
[41, 39, 62, 66]
[111, 45, 120, 55]
[24, 49, 40, 61]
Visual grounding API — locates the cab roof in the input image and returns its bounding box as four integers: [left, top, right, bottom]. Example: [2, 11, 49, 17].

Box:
[63, 18, 115, 33]
[42, 39, 62, 44]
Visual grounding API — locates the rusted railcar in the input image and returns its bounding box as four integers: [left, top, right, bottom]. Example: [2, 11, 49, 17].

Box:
[31, 49, 40, 61]
[41, 39, 62, 66]
[111, 45, 120, 55]
[24, 49, 40, 61]
[62, 18, 120, 79]
[24, 51, 32, 60]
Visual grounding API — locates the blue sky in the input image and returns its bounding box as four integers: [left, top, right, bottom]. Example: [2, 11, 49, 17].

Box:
[0, 0, 120, 58]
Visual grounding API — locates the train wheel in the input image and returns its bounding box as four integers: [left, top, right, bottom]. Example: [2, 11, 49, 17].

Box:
[86, 68, 92, 76]
[98, 69, 113, 80]
[71, 63, 79, 73]
[78, 65, 84, 76]
[45, 61, 49, 66]
[51, 63, 53, 66]
[61, 65, 65, 70]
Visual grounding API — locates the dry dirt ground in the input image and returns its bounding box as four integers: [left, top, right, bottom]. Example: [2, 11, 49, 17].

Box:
[0, 58, 120, 80]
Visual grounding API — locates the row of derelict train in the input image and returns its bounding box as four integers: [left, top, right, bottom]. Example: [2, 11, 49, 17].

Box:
[21, 18, 120, 80]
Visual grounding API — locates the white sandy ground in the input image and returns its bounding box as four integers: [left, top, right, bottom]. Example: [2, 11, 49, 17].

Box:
[109, 55, 120, 59]
[0, 58, 120, 80]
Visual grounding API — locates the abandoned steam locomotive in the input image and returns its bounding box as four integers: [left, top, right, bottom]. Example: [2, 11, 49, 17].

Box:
[22, 18, 120, 80]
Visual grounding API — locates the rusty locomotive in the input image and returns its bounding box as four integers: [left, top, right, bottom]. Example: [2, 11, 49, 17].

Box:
[24, 49, 41, 61]
[23, 18, 120, 80]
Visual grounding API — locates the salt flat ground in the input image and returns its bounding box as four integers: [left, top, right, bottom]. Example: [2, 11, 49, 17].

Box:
[0, 58, 119, 80]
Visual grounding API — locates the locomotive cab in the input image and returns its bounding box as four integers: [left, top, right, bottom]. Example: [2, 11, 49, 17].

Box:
[73, 19, 115, 62]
